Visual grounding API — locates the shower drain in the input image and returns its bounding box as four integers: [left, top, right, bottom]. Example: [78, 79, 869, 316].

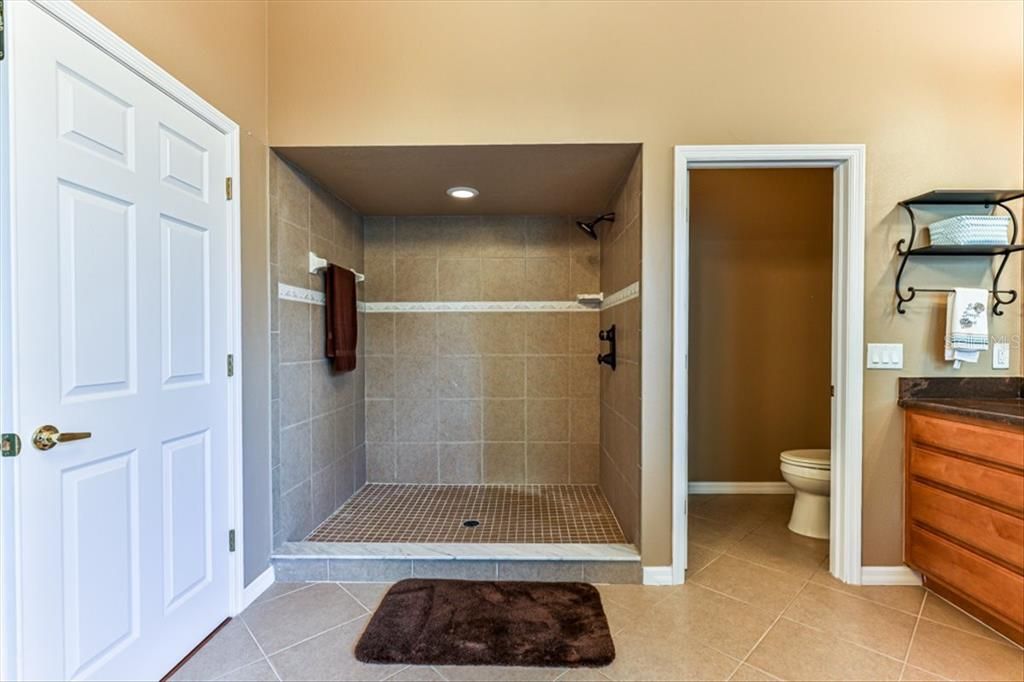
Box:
[462, 519, 481, 528]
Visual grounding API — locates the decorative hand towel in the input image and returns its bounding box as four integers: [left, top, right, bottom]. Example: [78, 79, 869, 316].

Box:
[944, 288, 989, 368]
[324, 264, 358, 373]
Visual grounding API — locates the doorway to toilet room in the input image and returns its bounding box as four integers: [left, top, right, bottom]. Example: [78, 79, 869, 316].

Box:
[672, 144, 867, 588]
[686, 167, 834, 583]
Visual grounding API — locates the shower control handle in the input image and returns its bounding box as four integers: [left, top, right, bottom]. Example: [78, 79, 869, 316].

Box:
[597, 324, 617, 370]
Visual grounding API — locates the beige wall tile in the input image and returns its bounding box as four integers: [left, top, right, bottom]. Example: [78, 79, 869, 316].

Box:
[569, 355, 599, 398]
[278, 219, 309, 287]
[569, 313, 599, 354]
[394, 216, 439, 257]
[483, 399, 526, 441]
[439, 443, 482, 483]
[481, 356, 525, 397]
[363, 356, 394, 399]
[393, 356, 437, 399]
[437, 356, 482, 398]
[478, 216, 525, 258]
[523, 258, 570, 300]
[569, 443, 600, 483]
[396, 443, 438, 483]
[277, 161, 310, 228]
[279, 300, 311, 362]
[394, 257, 438, 301]
[366, 443, 396, 482]
[363, 254, 394, 302]
[365, 399, 394, 443]
[526, 442, 570, 483]
[438, 399, 482, 442]
[524, 215, 570, 258]
[477, 313, 526, 354]
[525, 313, 569, 354]
[526, 356, 569, 398]
[395, 313, 437, 355]
[438, 258, 482, 300]
[395, 399, 437, 442]
[570, 398, 600, 444]
[482, 442, 526, 483]
[480, 258, 525, 300]
[437, 313, 479, 355]
[526, 398, 569, 441]
[364, 314, 394, 356]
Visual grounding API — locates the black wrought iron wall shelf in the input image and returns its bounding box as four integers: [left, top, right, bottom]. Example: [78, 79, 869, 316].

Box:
[895, 189, 1024, 315]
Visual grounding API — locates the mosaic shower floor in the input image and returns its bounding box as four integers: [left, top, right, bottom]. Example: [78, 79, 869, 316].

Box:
[305, 484, 627, 544]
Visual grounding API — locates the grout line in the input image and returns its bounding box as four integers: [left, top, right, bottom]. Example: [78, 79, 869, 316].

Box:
[238, 618, 283, 682]
[898, 589, 930, 681]
[917, 592, 1023, 649]
[262, 611, 370, 658]
[336, 582, 375, 613]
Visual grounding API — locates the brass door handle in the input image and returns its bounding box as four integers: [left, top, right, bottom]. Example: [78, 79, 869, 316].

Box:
[32, 425, 92, 451]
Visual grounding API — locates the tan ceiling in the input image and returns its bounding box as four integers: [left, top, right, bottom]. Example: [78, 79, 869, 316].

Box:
[273, 144, 641, 216]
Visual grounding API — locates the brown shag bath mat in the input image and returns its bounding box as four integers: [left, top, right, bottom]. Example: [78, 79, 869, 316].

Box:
[354, 578, 615, 668]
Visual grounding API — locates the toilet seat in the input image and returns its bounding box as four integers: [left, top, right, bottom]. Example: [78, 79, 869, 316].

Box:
[780, 449, 830, 470]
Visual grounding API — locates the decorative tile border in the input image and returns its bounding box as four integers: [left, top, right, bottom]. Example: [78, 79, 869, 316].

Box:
[277, 282, 366, 311]
[601, 281, 640, 310]
[363, 300, 600, 313]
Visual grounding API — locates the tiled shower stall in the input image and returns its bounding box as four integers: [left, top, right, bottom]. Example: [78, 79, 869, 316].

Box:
[268, 148, 643, 580]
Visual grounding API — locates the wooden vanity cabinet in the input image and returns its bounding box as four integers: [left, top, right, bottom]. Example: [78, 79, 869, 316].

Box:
[904, 408, 1024, 646]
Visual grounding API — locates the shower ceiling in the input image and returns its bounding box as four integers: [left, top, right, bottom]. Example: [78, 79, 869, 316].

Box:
[273, 143, 640, 216]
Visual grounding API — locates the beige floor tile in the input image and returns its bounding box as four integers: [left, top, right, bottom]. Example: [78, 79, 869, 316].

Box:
[725, 525, 827, 580]
[783, 582, 917, 659]
[691, 554, 806, 616]
[250, 582, 314, 606]
[386, 666, 445, 681]
[596, 597, 638, 636]
[899, 665, 948, 681]
[434, 665, 565, 681]
[631, 584, 777, 660]
[686, 543, 722, 577]
[216, 660, 279, 681]
[689, 515, 754, 553]
[595, 584, 678, 613]
[810, 566, 925, 615]
[269, 615, 402, 681]
[728, 663, 781, 681]
[242, 583, 368, 654]
[170, 619, 264, 681]
[919, 592, 1013, 644]
[601, 627, 738, 681]
[906, 619, 1024, 682]
[339, 582, 392, 612]
[747, 618, 903, 681]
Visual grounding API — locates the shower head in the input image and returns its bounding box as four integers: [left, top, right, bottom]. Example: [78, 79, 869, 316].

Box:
[575, 213, 615, 240]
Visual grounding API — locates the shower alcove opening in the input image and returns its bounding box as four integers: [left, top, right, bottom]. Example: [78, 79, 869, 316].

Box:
[268, 144, 644, 583]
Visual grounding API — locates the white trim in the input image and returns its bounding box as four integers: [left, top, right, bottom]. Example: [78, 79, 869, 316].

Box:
[861, 566, 922, 586]
[278, 282, 326, 306]
[642, 566, 674, 585]
[364, 300, 598, 313]
[688, 481, 793, 494]
[0, 3, 247, 678]
[241, 566, 276, 609]
[601, 281, 640, 310]
[672, 144, 866, 586]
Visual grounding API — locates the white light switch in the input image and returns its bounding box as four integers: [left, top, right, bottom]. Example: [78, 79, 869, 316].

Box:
[993, 342, 1011, 370]
[867, 343, 904, 369]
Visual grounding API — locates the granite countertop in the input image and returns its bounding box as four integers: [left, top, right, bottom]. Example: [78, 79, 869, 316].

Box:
[897, 377, 1024, 428]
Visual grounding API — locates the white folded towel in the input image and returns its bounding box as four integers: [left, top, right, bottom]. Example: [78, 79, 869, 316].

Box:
[944, 288, 989, 368]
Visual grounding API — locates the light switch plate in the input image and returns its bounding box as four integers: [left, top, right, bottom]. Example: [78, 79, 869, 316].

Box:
[992, 342, 1011, 370]
[867, 343, 904, 369]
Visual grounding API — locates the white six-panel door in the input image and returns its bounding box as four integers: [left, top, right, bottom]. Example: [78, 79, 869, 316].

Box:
[8, 4, 233, 679]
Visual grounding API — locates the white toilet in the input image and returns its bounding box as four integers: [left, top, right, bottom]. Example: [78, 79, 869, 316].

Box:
[779, 449, 831, 539]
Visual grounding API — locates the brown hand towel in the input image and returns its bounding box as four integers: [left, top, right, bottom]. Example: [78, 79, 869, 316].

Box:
[324, 264, 358, 373]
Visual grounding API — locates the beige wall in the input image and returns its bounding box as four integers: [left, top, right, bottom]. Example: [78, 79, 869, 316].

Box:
[267, 0, 1023, 566]
[269, 154, 366, 544]
[362, 216, 602, 485]
[76, 0, 274, 582]
[600, 156, 643, 545]
[689, 169, 833, 482]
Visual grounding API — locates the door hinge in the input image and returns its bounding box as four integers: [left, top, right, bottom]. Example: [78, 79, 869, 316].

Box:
[227, 354, 234, 377]
[1, 433, 21, 457]
[228, 529, 236, 552]
[830, 384, 835, 398]
[0, 0, 6, 62]
[225, 177, 233, 200]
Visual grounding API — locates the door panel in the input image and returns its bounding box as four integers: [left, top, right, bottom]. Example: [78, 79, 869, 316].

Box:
[10, 4, 233, 679]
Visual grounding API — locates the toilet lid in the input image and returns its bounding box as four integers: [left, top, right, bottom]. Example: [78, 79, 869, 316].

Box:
[780, 449, 831, 469]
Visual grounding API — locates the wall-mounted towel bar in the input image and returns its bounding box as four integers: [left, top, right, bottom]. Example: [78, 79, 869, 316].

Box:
[308, 251, 365, 282]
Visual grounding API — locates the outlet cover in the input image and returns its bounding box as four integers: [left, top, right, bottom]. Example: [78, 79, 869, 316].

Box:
[992, 342, 1011, 370]
[867, 343, 904, 369]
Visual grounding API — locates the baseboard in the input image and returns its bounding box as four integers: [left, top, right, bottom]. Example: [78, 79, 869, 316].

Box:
[688, 481, 793, 494]
[241, 565, 276, 609]
[643, 566, 675, 586]
[860, 565, 922, 586]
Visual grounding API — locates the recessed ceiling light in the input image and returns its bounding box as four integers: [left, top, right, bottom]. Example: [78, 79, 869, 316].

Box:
[446, 186, 479, 199]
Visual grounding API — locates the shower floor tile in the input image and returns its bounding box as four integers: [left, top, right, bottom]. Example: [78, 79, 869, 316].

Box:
[305, 484, 627, 544]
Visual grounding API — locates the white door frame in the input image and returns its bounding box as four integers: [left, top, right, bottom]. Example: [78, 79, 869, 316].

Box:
[0, 2, 245, 677]
[672, 144, 866, 585]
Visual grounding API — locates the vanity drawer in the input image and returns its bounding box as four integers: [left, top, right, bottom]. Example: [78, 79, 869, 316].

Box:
[909, 446, 1024, 513]
[908, 412, 1024, 470]
[907, 526, 1024, 628]
[908, 481, 1024, 569]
